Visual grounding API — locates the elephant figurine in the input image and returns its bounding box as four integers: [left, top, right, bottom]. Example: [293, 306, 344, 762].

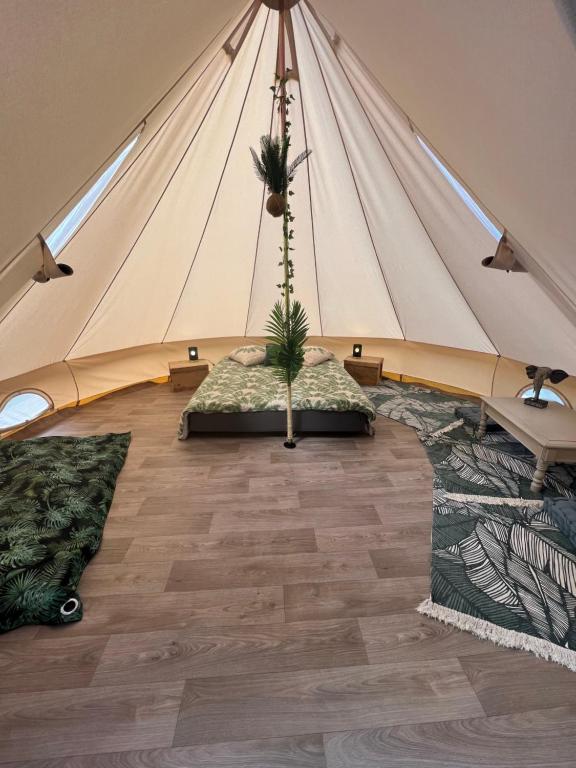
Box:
[524, 365, 568, 408]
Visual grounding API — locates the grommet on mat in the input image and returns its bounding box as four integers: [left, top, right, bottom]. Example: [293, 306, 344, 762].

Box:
[60, 597, 80, 616]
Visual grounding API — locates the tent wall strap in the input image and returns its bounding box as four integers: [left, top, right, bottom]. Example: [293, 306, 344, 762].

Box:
[224, 0, 261, 60]
[277, 6, 300, 81]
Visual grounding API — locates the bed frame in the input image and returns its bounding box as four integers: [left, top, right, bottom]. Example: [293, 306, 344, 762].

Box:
[182, 409, 374, 436]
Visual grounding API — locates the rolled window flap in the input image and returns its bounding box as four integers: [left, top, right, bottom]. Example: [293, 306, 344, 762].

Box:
[482, 232, 527, 272]
[32, 236, 73, 283]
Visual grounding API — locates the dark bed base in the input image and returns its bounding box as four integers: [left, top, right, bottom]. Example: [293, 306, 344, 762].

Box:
[183, 410, 374, 436]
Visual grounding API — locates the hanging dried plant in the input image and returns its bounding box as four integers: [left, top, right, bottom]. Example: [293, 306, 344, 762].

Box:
[250, 134, 310, 217]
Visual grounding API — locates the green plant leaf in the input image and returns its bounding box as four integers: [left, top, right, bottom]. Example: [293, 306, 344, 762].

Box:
[264, 300, 309, 385]
[249, 136, 311, 196]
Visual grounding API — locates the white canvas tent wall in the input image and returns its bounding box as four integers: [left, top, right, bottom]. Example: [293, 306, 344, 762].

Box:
[1, 0, 576, 418]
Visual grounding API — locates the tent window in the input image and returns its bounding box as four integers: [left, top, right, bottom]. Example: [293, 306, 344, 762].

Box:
[517, 385, 570, 407]
[45, 134, 140, 256]
[0, 391, 53, 431]
[416, 135, 502, 241]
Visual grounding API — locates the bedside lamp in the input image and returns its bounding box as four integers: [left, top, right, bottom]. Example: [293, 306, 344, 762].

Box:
[352, 343, 362, 358]
[188, 346, 199, 361]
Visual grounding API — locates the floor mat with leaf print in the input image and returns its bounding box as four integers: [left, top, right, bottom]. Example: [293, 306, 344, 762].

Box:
[0, 433, 130, 633]
[365, 380, 576, 669]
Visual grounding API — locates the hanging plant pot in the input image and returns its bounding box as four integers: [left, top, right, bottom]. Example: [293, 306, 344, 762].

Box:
[266, 192, 286, 218]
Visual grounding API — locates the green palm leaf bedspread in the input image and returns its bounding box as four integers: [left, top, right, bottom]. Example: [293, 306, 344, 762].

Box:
[178, 359, 375, 439]
[0, 433, 130, 633]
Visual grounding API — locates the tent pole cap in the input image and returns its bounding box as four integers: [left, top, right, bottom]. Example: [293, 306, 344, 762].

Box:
[262, 0, 301, 9]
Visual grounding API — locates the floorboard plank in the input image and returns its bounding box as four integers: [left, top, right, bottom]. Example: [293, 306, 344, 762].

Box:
[459, 652, 576, 717]
[376, 500, 433, 524]
[0, 735, 327, 768]
[124, 529, 317, 563]
[210, 505, 381, 532]
[284, 578, 429, 623]
[92, 536, 134, 564]
[78, 562, 172, 597]
[36, 587, 285, 638]
[0, 636, 107, 692]
[270, 450, 374, 464]
[167, 552, 377, 591]
[91, 619, 368, 686]
[139, 491, 300, 516]
[284, 473, 396, 493]
[323, 706, 576, 767]
[0, 624, 39, 645]
[173, 660, 484, 746]
[315, 523, 430, 552]
[360, 613, 495, 664]
[103, 512, 213, 538]
[208, 462, 298, 479]
[299, 486, 433, 508]
[370, 547, 431, 578]
[0, 681, 184, 762]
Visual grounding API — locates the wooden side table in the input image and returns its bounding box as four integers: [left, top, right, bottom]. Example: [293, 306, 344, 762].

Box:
[479, 396, 576, 493]
[169, 360, 210, 392]
[344, 356, 383, 386]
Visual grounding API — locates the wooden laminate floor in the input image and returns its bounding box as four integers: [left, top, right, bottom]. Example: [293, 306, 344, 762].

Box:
[2, 382, 576, 767]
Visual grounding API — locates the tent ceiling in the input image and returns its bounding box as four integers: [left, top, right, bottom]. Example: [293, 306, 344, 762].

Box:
[1, 0, 576, 387]
[312, 0, 576, 322]
[0, 0, 246, 275]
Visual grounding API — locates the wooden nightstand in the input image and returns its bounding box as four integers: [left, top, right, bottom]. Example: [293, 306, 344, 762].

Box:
[169, 360, 210, 392]
[344, 355, 383, 386]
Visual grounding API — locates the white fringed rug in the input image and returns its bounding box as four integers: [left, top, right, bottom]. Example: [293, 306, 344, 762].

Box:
[366, 381, 576, 671]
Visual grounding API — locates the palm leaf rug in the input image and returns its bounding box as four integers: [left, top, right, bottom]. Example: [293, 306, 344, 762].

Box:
[0, 433, 130, 633]
[365, 381, 576, 670]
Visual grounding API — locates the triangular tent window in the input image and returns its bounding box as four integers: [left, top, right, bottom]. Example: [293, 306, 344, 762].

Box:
[46, 134, 140, 256]
[416, 135, 502, 241]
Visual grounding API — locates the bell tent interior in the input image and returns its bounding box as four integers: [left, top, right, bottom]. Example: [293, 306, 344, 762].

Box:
[1, 0, 576, 764]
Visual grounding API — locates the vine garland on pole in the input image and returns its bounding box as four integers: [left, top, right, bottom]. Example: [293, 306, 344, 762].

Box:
[250, 64, 311, 447]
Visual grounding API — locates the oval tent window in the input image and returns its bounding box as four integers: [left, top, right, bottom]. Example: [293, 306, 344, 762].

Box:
[0, 392, 52, 431]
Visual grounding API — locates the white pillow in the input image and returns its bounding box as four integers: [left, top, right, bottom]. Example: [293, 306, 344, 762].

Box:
[302, 346, 335, 367]
[228, 345, 266, 366]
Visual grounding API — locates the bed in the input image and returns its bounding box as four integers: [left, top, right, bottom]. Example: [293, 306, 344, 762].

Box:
[178, 357, 376, 439]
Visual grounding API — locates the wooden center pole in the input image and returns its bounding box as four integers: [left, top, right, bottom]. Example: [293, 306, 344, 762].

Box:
[277, 0, 295, 445]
